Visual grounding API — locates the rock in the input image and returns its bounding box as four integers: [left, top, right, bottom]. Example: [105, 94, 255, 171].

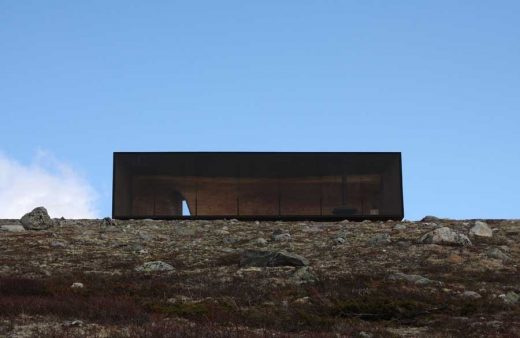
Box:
[64, 320, 84, 327]
[499, 291, 519, 304]
[175, 225, 197, 236]
[418, 227, 472, 246]
[302, 226, 323, 233]
[223, 236, 238, 244]
[271, 229, 291, 242]
[272, 233, 291, 241]
[290, 266, 317, 284]
[135, 261, 175, 273]
[368, 233, 391, 245]
[396, 241, 409, 247]
[102, 217, 116, 226]
[421, 215, 441, 222]
[462, 291, 482, 299]
[20, 207, 53, 230]
[138, 231, 154, 241]
[394, 223, 407, 230]
[332, 237, 346, 245]
[499, 245, 511, 252]
[50, 240, 67, 248]
[71, 282, 84, 289]
[255, 238, 268, 246]
[293, 296, 311, 304]
[487, 248, 511, 261]
[469, 221, 493, 238]
[167, 295, 192, 304]
[0, 224, 25, 232]
[388, 272, 439, 286]
[240, 250, 309, 267]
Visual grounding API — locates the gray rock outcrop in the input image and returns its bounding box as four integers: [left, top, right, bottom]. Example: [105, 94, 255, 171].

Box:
[462, 291, 482, 299]
[421, 215, 442, 222]
[469, 221, 493, 238]
[418, 227, 472, 246]
[368, 233, 391, 245]
[499, 291, 519, 304]
[487, 247, 511, 261]
[388, 272, 440, 286]
[393, 223, 407, 230]
[290, 267, 317, 284]
[0, 224, 25, 232]
[135, 261, 175, 273]
[20, 207, 53, 230]
[272, 229, 291, 242]
[240, 249, 309, 267]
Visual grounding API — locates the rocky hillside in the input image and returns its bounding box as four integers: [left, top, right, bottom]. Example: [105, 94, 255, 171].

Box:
[1, 208, 519, 337]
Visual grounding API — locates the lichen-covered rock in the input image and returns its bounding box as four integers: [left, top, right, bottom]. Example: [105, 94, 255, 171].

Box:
[499, 291, 519, 304]
[421, 215, 442, 222]
[254, 237, 268, 246]
[462, 291, 482, 299]
[469, 221, 493, 237]
[20, 207, 53, 230]
[271, 229, 291, 241]
[290, 266, 317, 284]
[71, 282, 84, 289]
[239, 250, 309, 267]
[135, 261, 175, 273]
[368, 233, 391, 245]
[102, 217, 116, 226]
[418, 227, 472, 246]
[393, 223, 407, 230]
[388, 272, 440, 286]
[332, 237, 346, 245]
[487, 248, 511, 261]
[0, 224, 25, 232]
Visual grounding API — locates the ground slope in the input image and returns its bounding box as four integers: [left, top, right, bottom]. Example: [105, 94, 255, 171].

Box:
[1, 217, 519, 337]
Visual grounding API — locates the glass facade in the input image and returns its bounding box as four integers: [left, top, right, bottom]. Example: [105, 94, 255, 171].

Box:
[112, 152, 403, 220]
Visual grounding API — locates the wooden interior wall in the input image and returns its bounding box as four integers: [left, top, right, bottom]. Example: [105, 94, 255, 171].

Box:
[128, 175, 384, 217]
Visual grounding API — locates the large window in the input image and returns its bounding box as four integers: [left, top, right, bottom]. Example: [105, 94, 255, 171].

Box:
[113, 152, 403, 220]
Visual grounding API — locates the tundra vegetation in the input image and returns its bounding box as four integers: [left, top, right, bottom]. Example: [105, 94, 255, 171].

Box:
[0, 208, 519, 337]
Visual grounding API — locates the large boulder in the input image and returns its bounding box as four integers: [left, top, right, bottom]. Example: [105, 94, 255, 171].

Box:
[240, 250, 309, 267]
[418, 227, 472, 246]
[20, 207, 53, 230]
[421, 215, 442, 222]
[469, 221, 493, 238]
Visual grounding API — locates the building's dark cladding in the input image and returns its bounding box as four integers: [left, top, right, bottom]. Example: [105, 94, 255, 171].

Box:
[113, 152, 404, 221]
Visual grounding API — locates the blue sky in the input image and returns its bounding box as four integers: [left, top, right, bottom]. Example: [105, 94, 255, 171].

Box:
[1, 1, 519, 220]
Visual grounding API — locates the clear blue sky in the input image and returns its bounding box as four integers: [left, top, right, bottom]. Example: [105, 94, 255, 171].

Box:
[1, 1, 519, 220]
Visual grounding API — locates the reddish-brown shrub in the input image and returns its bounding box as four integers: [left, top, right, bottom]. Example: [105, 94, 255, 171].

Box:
[0, 295, 147, 324]
[0, 277, 50, 296]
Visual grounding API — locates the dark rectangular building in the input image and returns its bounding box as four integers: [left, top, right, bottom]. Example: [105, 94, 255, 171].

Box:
[112, 152, 404, 221]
